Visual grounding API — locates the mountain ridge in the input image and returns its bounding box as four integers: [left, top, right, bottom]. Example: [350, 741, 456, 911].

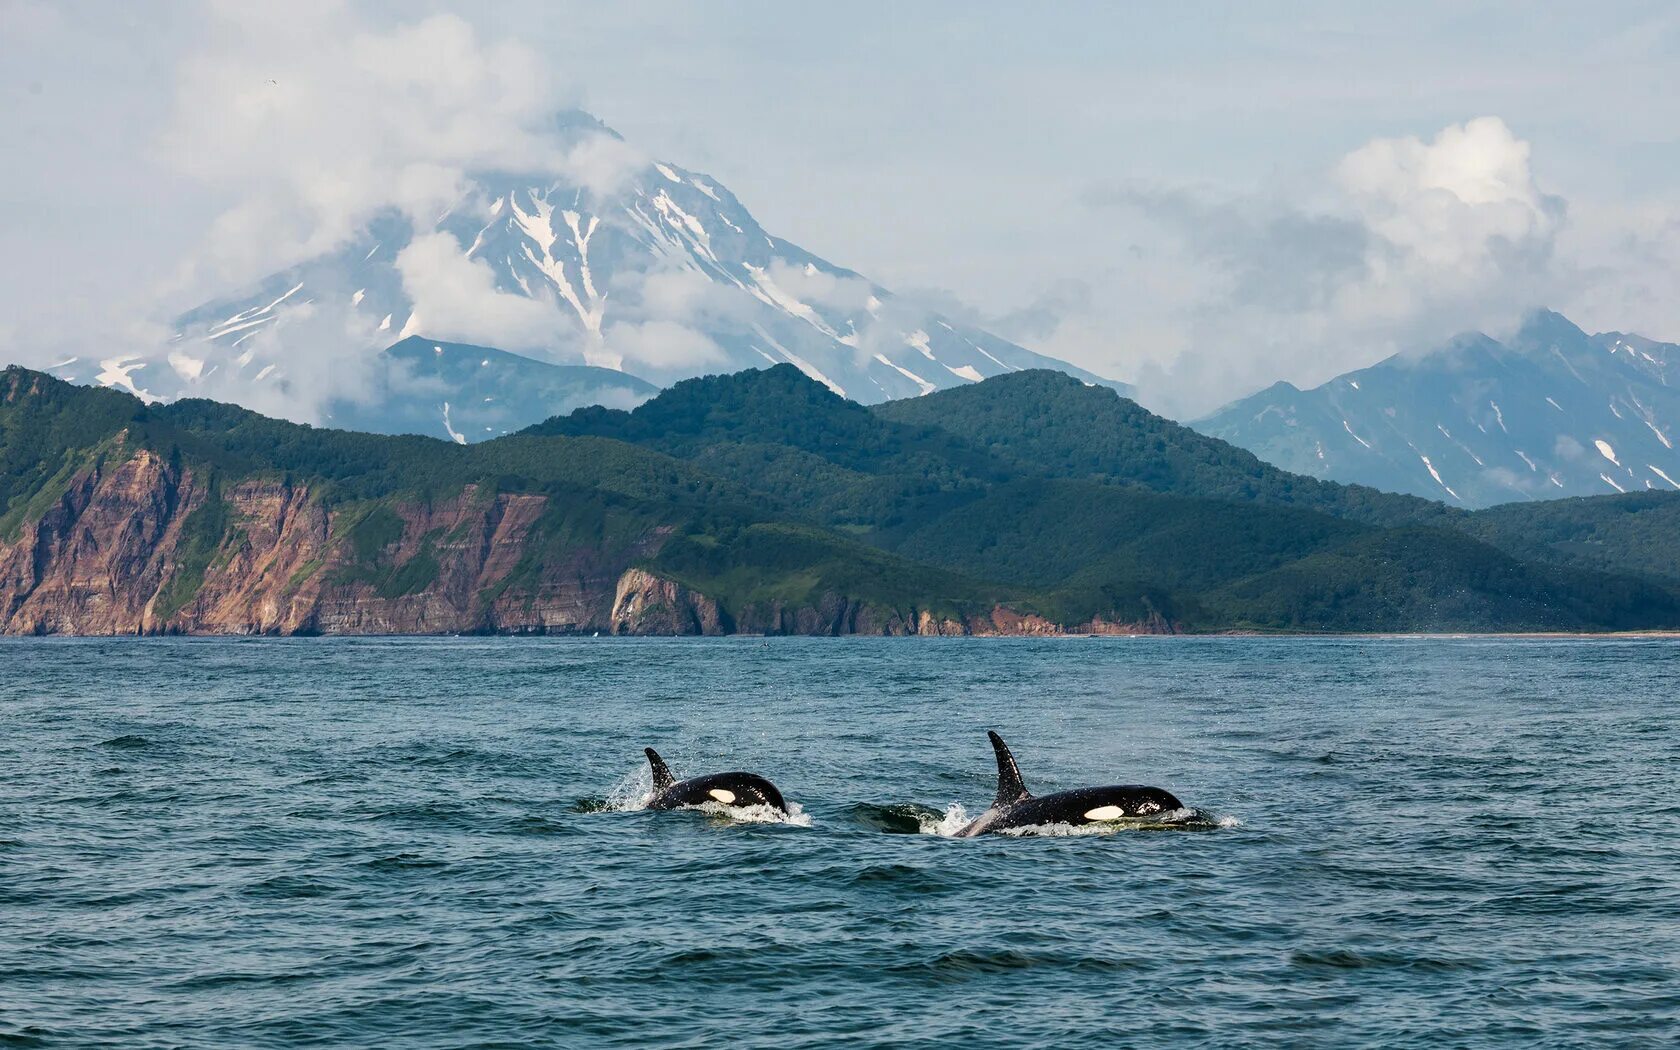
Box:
[1196, 309, 1680, 507]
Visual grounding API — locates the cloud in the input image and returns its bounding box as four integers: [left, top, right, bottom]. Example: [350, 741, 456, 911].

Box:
[160, 2, 639, 291]
[762, 260, 876, 316]
[394, 232, 568, 351]
[561, 131, 651, 198]
[1064, 117, 1578, 417]
[626, 268, 751, 329]
[1556, 198, 1680, 341]
[849, 280, 1089, 349]
[1336, 117, 1561, 261]
[986, 280, 1095, 343]
[602, 320, 728, 376]
[182, 297, 386, 424]
[130, 1, 654, 421]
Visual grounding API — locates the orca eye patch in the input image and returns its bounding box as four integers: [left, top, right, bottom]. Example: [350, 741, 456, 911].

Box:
[1082, 805, 1126, 821]
[707, 788, 737, 804]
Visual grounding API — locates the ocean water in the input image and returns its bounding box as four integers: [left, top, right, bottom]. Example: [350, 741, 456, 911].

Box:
[2, 637, 1678, 1048]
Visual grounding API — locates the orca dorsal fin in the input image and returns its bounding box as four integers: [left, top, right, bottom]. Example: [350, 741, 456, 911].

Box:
[988, 731, 1031, 807]
[645, 747, 675, 793]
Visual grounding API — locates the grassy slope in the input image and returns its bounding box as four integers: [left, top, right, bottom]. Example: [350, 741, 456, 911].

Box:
[1209, 527, 1680, 632]
[1, 371, 145, 539]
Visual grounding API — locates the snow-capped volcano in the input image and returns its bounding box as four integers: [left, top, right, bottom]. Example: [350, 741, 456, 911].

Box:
[75, 110, 1122, 437]
[1195, 310, 1680, 507]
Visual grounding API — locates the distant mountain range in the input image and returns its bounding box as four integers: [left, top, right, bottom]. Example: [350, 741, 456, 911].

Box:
[328, 336, 655, 443]
[46, 110, 1122, 442]
[6, 361, 1679, 636]
[1196, 310, 1680, 508]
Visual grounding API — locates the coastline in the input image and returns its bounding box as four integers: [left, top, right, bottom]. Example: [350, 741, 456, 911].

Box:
[5, 629, 1679, 641]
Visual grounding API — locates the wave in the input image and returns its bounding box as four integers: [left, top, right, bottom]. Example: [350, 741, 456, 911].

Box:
[881, 803, 1235, 837]
[844, 802, 947, 834]
[922, 802, 976, 836]
[1289, 948, 1488, 972]
[95, 734, 151, 750]
[995, 809, 1224, 836]
[692, 800, 813, 827]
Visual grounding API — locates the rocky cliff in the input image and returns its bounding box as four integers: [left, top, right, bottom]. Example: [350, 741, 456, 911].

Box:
[0, 440, 1173, 637]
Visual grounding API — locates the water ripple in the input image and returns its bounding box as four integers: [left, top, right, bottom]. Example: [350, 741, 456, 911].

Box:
[2, 635, 1678, 1048]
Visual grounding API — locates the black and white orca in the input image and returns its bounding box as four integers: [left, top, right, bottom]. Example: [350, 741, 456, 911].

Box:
[954, 731, 1185, 837]
[643, 747, 789, 815]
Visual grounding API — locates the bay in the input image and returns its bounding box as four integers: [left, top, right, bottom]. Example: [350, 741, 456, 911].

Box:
[2, 637, 1677, 1047]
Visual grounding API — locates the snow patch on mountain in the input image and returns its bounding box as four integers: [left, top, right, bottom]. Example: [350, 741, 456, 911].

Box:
[441, 401, 467, 445]
[875, 353, 935, 395]
[96, 356, 159, 401]
[1418, 454, 1460, 501]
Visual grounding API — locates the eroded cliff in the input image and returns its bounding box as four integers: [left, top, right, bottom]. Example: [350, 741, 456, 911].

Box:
[0, 444, 1170, 637]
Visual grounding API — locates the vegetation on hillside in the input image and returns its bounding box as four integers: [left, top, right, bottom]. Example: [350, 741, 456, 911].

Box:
[874, 370, 1459, 527]
[1467, 492, 1680, 584]
[5, 363, 1679, 633]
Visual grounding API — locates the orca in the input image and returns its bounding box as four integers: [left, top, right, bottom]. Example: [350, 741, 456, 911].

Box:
[642, 747, 789, 815]
[954, 731, 1185, 837]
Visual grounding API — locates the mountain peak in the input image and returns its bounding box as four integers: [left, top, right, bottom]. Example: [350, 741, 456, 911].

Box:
[1513, 307, 1588, 348]
[550, 107, 622, 143]
[529, 363, 857, 438]
[96, 109, 1129, 439]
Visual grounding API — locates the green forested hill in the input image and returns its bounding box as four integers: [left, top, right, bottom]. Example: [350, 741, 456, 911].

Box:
[873, 370, 1459, 527]
[1466, 492, 1680, 585]
[5, 362, 1679, 633]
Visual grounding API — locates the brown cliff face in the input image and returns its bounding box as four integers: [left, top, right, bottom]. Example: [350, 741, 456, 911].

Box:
[0, 454, 645, 636]
[163, 477, 330, 634]
[610, 569, 725, 635]
[0, 451, 1176, 637]
[1, 445, 198, 634]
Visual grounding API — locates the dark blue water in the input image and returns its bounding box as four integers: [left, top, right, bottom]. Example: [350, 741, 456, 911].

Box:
[3, 637, 1678, 1047]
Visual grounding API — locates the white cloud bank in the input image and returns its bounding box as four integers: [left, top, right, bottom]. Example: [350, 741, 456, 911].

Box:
[1062, 116, 1588, 417]
[163, 2, 624, 287]
[394, 233, 561, 350]
[145, 1, 652, 419]
[1014, 115, 1680, 420]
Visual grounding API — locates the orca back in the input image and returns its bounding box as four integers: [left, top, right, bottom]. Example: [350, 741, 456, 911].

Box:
[959, 732, 1187, 836]
[650, 771, 788, 814]
[641, 748, 789, 814]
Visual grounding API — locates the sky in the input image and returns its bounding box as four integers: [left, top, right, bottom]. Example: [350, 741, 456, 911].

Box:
[3, 0, 1679, 416]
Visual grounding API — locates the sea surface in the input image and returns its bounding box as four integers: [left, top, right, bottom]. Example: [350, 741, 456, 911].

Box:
[2, 637, 1678, 1048]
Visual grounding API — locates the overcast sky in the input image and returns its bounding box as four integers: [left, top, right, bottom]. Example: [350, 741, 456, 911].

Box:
[4, 0, 1678, 414]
